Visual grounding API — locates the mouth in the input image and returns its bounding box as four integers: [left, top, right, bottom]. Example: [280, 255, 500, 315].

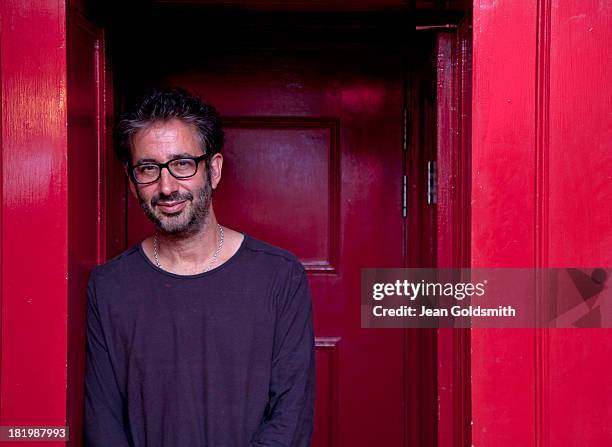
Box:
[156, 200, 187, 214]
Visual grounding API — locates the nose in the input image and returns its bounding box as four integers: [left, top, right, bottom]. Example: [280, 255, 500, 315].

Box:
[157, 165, 180, 196]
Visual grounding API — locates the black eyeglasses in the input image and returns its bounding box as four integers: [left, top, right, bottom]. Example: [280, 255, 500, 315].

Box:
[128, 155, 207, 184]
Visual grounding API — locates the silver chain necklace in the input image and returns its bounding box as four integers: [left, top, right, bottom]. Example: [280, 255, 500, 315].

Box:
[153, 223, 224, 272]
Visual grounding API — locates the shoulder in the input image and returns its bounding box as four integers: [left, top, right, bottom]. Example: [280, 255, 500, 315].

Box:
[241, 235, 311, 311]
[239, 234, 307, 286]
[88, 243, 142, 285]
[242, 234, 305, 274]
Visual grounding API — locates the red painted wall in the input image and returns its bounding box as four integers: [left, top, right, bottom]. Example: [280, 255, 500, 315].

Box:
[472, 0, 611, 445]
[0, 0, 69, 445]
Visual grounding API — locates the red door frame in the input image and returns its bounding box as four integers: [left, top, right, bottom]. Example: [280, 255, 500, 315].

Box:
[405, 18, 474, 446]
[66, 5, 112, 445]
[434, 19, 473, 447]
[471, 0, 611, 445]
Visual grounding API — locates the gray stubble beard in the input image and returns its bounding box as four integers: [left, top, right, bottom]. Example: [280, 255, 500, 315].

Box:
[137, 173, 213, 239]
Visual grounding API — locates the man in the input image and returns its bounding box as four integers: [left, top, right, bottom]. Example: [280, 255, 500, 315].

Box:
[84, 88, 315, 446]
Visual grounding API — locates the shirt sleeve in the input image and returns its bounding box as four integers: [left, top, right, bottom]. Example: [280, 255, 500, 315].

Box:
[83, 272, 132, 447]
[250, 262, 316, 447]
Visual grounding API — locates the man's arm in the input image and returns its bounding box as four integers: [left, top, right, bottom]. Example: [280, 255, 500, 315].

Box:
[250, 263, 316, 447]
[83, 273, 132, 447]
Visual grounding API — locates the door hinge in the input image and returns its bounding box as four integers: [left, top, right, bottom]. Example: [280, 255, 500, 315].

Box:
[427, 161, 437, 205]
[402, 174, 408, 218]
[402, 107, 408, 151]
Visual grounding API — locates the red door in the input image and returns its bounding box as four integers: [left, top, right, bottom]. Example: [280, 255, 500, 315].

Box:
[120, 12, 420, 446]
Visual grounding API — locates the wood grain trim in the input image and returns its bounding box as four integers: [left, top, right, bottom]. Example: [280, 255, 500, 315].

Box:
[79, 14, 107, 265]
[455, 16, 473, 447]
[534, 0, 552, 446]
[435, 23, 473, 447]
[72, 12, 109, 265]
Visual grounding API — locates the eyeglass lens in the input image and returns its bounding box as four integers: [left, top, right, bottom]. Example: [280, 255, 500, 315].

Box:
[133, 158, 198, 183]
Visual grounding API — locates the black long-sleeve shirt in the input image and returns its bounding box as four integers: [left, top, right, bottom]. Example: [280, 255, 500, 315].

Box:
[84, 234, 315, 446]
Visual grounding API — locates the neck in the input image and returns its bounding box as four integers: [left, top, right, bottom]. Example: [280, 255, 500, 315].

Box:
[155, 209, 221, 268]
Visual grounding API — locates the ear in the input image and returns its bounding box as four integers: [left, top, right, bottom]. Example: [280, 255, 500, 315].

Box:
[209, 153, 223, 190]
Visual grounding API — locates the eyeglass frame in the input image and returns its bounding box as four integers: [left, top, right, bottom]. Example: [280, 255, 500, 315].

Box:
[127, 154, 208, 185]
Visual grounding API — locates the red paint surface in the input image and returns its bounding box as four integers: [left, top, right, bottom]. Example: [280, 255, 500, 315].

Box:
[436, 32, 458, 447]
[471, 0, 538, 442]
[435, 24, 473, 447]
[472, 0, 612, 445]
[7, 1, 609, 446]
[404, 32, 445, 447]
[547, 0, 612, 444]
[67, 9, 108, 446]
[0, 0, 68, 445]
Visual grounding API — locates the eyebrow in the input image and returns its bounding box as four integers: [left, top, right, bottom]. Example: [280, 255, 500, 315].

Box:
[135, 152, 199, 164]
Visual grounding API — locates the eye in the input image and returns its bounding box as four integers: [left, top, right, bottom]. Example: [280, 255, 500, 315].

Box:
[138, 164, 158, 172]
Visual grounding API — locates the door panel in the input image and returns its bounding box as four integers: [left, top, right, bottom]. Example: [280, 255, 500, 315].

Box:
[219, 119, 339, 273]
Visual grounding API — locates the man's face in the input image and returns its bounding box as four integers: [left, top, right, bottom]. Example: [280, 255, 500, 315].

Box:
[128, 118, 220, 236]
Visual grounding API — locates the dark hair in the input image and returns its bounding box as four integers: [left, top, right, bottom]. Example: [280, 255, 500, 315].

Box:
[115, 88, 224, 165]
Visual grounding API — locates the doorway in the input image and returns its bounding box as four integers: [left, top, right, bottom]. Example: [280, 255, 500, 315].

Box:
[67, 1, 471, 445]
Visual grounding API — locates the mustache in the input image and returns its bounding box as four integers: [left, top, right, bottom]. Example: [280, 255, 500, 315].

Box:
[151, 192, 193, 206]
